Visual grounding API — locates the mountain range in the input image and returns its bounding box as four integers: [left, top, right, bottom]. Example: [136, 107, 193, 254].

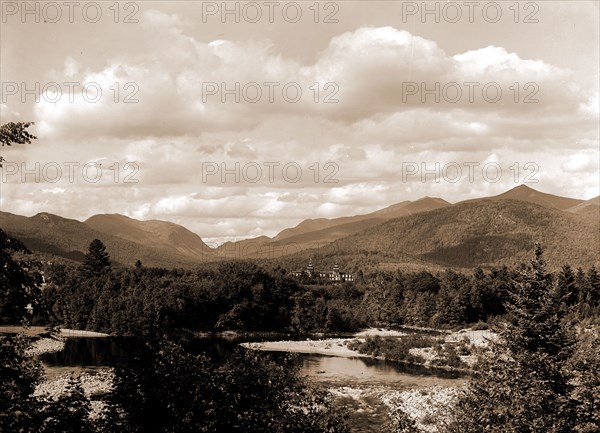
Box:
[1, 185, 598, 270]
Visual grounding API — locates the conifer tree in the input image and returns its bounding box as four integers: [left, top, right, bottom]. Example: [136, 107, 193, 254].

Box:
[586, 266, 600, 309]
[0, 229, 37, 324]
[80, 239, 111, 278]
[0, 334, 43, 432]
[557, 263, 578, 307]
[444, 244, 577, 433]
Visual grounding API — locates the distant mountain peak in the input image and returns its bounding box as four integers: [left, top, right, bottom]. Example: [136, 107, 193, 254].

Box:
[2, 183, 596, 268]
[414, 196, 450, 203]
[86, 213, 134, 222]
[491, 184, 583, 210]
[502, 184, 539, 195]
[84, 213, 213, 256]
[512, 184, 534, 190]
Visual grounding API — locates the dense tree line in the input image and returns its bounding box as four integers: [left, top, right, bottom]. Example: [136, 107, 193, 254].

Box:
[0, 229, 42, 325]
[104, 340, 348, 433]
[40, 256, 300, 336]
[33, 240, 599, 336]
[2, 233, 599, 432]
[442, 245, 599, 433]
[1, 332, 349, 433]
[1, 233, 349, 433]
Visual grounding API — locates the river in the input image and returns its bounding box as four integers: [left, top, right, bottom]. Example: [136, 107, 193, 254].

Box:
[40, 336, 465, 432]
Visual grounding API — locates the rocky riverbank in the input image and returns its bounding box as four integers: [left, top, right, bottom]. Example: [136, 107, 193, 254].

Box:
[23, 332, 114, 420]
[382, 386, 462, 433]
[242, 327, 496, 372]
[34, 369, 114, 399]
[34, 369, 115, 419]
[240, 328, 413, 358]
[329, 385, 462, 433]
[26, 337, 65, 356]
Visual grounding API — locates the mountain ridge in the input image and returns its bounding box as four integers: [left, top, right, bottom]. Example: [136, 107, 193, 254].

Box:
[277, 198, 599, 272]
[1, 185, 596, 269]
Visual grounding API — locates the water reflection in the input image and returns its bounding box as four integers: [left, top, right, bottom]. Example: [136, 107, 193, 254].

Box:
[42, 337, 464, 388]
[41, 337, 136, 366]
[298, 354, 461, 387]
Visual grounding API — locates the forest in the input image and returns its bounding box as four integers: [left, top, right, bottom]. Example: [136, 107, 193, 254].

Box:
[2, 229, 599, 432]
[18, 238, 600, 336]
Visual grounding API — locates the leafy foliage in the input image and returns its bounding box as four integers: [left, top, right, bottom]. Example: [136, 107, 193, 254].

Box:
[36, 376, 96, 433]
[0, 121, 37, 147]
[0, 334, 43, 432]
[106, 338, 349, 433]
[0, 228, 39, 324]
[348, 335, 432, 364]
[0, 121, 37, 167]
[385, 407, 420, 433]
[444, 245, 580, 433]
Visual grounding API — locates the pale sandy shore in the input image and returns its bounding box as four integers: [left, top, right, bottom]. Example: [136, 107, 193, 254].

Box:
[0, 326, 110, 338]
[58, 328, 110, 337]
[242, 327, 428, 358]
[242, 338, 366, 358]
[445, 329, 495, 347]
[354, 328, 408, 337]
[241, 327, 496, 368]
[240, 327, 421, 356]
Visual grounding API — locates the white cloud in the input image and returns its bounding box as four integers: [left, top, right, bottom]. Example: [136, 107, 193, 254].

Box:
[1, 17, 596, 242]
[561, 151, 600, 174]
[31, 23, 588, 140]
[0, 103, 21, 120]
[580, 92, 600, 116]
[41, 187, 66, 194]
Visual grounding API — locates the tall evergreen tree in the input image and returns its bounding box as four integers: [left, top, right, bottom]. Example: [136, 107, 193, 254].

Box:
[557, 263, 578, 307]
[80, 239, 111, 278]
[569, 331, 600, 433]
[575, 267, 594, 317]
[0, 334, 43, 432]
[587, 266, 600, 309]
[444, 244, 577, 433]
[0, 229, 37, 324]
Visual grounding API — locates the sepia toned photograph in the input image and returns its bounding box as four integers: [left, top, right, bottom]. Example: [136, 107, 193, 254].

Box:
[1, 1, 599, 432]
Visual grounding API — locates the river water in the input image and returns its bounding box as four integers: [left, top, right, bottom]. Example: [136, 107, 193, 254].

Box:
[41, 335, 462, 384]
[41, 336, 465, 432]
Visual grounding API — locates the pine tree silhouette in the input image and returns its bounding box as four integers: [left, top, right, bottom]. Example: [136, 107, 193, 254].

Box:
[80, 239, 111, 278]
[444, 244, 577, 433]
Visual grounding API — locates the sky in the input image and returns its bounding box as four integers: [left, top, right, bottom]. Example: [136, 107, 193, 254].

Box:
[1, 0, 598, 245]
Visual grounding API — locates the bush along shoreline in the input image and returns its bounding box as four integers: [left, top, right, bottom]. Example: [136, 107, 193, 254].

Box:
[346, 333, 487, 373]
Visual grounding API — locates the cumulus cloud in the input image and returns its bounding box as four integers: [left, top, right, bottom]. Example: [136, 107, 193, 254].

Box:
[561, 151, 600, 174]
[1, 10, 597, 241]
[29, 20, 589, 140]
